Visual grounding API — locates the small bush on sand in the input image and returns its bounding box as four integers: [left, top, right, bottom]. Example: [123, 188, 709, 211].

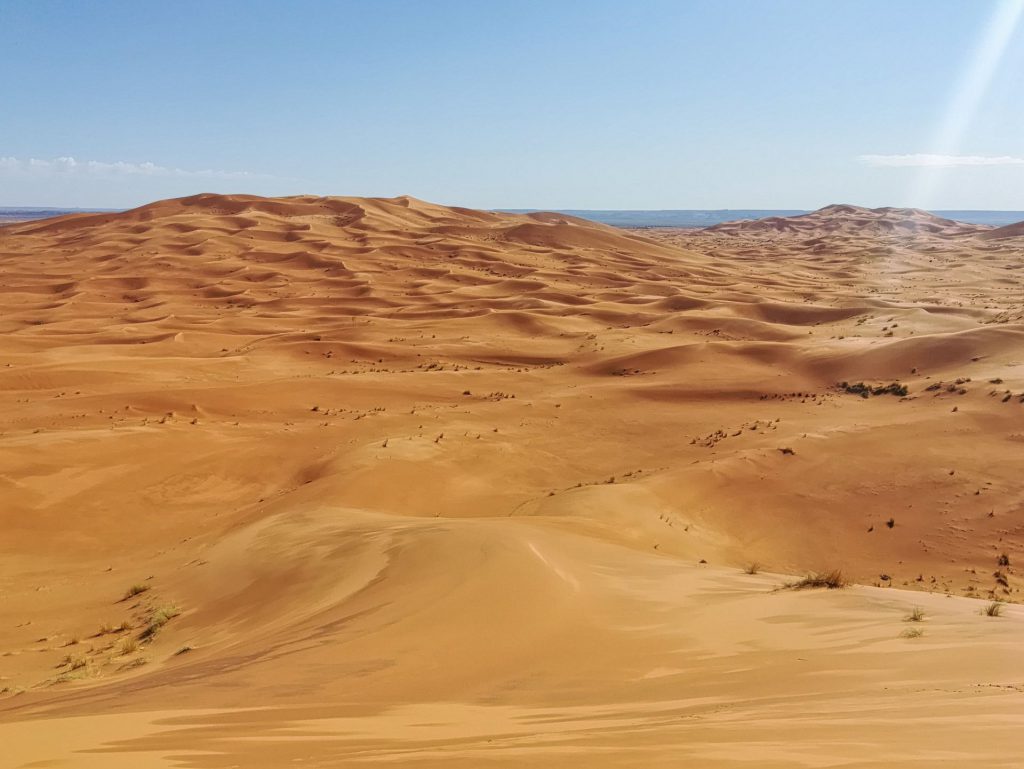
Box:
[840, 381, 908, 398]
[118, 638, 139, 655]
[784, 569, 848, 590]
[900, 627, 924, 639]
[905, 607, 925, 622]
[744, 563, 761, 575]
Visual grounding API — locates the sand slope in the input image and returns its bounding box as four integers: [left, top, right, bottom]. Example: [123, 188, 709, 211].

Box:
[1, 196, 1023, 766]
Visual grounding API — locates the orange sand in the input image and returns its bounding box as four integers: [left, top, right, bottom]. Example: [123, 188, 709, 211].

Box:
[0, 196, 1022, 767]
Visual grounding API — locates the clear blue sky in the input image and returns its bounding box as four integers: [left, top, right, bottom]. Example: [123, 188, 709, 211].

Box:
[2, 0, 1022, 209]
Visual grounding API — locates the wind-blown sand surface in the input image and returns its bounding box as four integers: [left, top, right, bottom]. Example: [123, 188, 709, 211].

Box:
[0, 195, 1022, 767]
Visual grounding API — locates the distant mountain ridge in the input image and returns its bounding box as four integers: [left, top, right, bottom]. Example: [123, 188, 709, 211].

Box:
[504, 207, 1024, 229]
[702, 203, 1024, 239]
[5, 203, 1024, 231]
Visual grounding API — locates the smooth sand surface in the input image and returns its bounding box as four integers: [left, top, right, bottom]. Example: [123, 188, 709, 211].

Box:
[1, 195, 1022, 766]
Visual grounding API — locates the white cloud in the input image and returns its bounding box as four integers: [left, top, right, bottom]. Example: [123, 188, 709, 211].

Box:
[859, 153, 1024, 168]
[0, 155, 266, 179]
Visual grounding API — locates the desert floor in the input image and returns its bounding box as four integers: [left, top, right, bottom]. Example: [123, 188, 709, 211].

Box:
[1, 196, 1022, 767]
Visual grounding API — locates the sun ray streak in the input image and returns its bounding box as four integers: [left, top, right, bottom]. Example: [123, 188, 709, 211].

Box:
[911, 0, 1024, 206]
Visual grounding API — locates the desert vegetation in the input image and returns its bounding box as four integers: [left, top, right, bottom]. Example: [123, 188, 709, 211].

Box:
[783, 570, 848, 590]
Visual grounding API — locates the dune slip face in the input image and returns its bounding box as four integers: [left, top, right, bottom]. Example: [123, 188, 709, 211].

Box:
[1, 195, 1023, 767]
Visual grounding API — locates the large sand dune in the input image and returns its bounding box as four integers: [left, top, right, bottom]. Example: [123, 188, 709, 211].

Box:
[1, 196, 1022, 766]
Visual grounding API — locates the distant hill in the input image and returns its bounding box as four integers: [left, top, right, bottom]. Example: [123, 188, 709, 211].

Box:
[702, 204, 1000, 238]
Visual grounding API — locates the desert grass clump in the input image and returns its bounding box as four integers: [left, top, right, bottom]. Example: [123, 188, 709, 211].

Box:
[53, 662, 94, 684]
[904, 607, 925, 622]
[900, 627, 924, 639]
[141, 605, 181, 640]
[117, 637, 139, 656]
[785, 569, 848, 590]
[744, 563, 761, 575]
[997, 553, 1010, 567]
[98, 621, 131, 635]
[60, 654, 88, 670]
[122, 584, 150, 601]
[982, 601, 1004, 617]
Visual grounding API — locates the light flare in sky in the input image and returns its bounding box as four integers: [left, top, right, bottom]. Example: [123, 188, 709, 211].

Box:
[910, 0, 1024, 207]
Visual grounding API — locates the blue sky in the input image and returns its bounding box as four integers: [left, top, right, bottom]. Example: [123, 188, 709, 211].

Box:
[2, 0, 1022, 209]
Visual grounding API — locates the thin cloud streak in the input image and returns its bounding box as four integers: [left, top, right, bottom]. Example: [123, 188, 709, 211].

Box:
[0, 156, 268, 179]
[860, 153, 1024, 168]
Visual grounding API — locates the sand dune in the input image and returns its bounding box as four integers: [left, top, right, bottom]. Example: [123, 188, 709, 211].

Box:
[1, 196, 1023, 766]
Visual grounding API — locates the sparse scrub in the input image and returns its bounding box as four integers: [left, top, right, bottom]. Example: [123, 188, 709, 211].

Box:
[118, 637, 139, 655]
[982, 601, 1004, 617]
[839, 381, 908, 398]
[744, 563, 761, 575]
[122, 584, 150, 601]
[900, 627, 924, 638]
[784, 569, 848, 590]
[52, 664, 93, 684]
[60, 654, 88, 670]
[141, 605, 181, 640]
[997, 553, 1010, 567]
[905, 607, 925, 622]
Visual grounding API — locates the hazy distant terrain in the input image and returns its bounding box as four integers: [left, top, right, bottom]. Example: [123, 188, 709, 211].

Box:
[0, 207, 116, 223]
[505, 208, 1024, 228]
[7, 206, 1024, 228]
